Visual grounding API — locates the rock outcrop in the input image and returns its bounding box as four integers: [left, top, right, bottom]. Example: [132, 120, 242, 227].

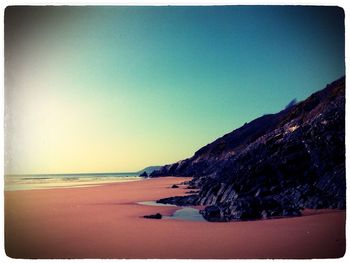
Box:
[143, 213, 162, 219]
[157, 194, 200, 206]
[149, 77, 346, 221]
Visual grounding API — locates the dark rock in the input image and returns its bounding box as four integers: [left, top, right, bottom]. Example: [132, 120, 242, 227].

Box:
[157, 194, 199, 206]
[139, 171, 148, 177]
[261, 210, 268, 219]
[138, 166, 162, 175]
[147, 77, 345, 221]
[143, 213, 162, 219]
[171, 184, 179, 188]
[200, 206, 225, 222]
[282, 208, 301, 217]
[186, 190, 200, 194]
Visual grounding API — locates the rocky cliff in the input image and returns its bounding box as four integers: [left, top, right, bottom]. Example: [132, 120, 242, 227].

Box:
[144, 77, 346, 221]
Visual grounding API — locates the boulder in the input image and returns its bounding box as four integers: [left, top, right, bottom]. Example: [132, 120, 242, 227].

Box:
[200, 206, 224, 222]
[143, 213, 162, 219]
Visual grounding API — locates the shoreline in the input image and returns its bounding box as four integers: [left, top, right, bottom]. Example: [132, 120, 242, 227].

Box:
[4, 174, 143, 192]
[5, 176, 345, 259]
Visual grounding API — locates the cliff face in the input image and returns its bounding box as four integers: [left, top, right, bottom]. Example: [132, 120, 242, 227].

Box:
[147, 77, 345, 221]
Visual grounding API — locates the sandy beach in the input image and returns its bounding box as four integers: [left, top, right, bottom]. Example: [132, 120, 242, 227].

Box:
[5, 177, 345, 259]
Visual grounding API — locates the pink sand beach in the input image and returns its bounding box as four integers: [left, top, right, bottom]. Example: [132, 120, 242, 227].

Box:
[5, 177, 345, 259]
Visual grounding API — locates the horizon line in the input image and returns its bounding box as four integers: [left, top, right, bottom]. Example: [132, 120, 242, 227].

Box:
[5, 171, 143, 176]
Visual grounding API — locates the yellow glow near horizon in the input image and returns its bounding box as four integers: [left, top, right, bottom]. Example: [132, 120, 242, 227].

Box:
[5, 80, 196, 174]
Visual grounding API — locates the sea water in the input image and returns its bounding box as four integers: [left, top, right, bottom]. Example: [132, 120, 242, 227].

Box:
[4, 173, 141, 191]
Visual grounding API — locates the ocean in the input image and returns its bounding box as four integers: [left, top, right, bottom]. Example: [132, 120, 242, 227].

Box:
[4, 173, 142, 191]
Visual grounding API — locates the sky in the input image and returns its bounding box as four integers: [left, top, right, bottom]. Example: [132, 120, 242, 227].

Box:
[5, 6, 345, 174]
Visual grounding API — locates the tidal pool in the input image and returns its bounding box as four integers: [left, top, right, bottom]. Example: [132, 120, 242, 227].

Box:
[137, 200, 206, 222]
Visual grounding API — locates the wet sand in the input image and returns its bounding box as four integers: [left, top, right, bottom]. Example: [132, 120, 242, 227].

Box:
[4, 177, 345, 259]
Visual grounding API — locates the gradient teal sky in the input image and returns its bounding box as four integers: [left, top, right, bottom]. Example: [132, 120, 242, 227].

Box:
[5, 6, 345, 174]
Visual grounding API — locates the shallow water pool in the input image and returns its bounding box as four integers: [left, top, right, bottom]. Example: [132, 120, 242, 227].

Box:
[137, 200, 206, 222]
